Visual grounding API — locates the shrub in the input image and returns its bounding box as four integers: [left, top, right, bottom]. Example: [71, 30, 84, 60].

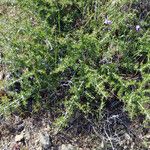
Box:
[1, 0, 150, 127]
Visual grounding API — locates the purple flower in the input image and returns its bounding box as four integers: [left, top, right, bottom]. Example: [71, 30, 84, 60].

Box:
[136, 25, 141, 31]
[104, 18, 112, 25]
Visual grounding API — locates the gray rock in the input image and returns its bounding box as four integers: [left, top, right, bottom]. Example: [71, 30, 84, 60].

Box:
[15, 133, 24, 142]
[59, 144, 77, 150]
[24, 132, 30, 141]
[15, 120, 24, 126]
[17, 123, 24, 133]
[39, 132, 52, 150]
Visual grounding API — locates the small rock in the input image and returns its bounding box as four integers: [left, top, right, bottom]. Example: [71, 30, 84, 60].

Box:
[124, 145, 128, 149]
[124, 133, 131, 141]
[59, 144, 77, 150]
[145, 134, 150, 139]
[35, 139, 40, 145]
[15, 120, 24, 126]
[100, 141, 104, 148]
[24, 132, 30, 141]
[16, 123, 25, 133]
[39, 131, 52, 150]
[15, 133, 24, 142]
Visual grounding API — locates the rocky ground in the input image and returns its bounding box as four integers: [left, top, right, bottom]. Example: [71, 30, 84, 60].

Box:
[0, 111, 99, 150]
[0, 108, 150, 150]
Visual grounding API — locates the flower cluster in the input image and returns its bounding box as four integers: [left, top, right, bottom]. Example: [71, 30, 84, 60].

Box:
[104, 17, 141, 32]
[104, 18, 112, 25]
[135, 25, 141, 31]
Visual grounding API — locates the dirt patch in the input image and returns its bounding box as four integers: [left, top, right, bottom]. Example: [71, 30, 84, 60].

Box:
[1, 100, 149, 150]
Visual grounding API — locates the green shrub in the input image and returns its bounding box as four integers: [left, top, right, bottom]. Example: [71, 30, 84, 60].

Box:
[1, 0, 150, 126]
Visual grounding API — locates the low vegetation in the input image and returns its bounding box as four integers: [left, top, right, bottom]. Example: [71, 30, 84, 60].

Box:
[0, 0, 150, 148]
